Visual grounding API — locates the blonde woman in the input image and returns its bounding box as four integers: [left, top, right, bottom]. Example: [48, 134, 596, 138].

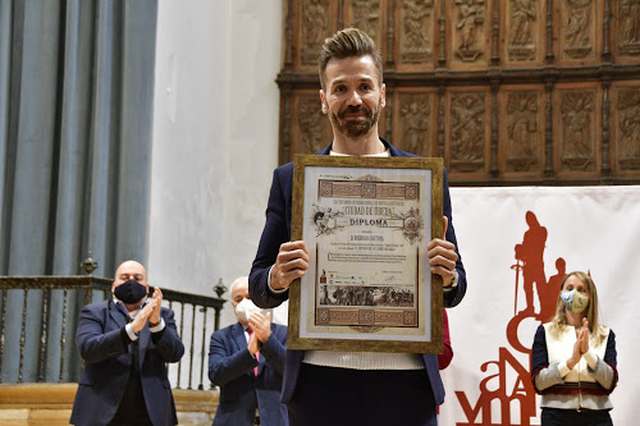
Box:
[531, 271, 618, 425]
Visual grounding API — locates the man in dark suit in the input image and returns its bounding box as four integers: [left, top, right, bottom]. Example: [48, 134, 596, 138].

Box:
[208, 276, 288, 426]
[209, 277, 289, 426]
[70, 260, 184, 426]
[249, 28, 467, 426]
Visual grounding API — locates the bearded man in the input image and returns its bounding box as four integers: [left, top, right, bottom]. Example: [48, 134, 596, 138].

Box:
[249, 28, 467, 426]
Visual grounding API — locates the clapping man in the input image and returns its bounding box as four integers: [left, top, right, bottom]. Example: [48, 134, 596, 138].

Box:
[208, 277, 288, 426]
[70, 260, 184, 426]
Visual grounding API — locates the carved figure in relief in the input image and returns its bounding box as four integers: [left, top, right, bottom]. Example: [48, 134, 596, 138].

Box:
[617, 89, 640, 167]
[402, 0, 434, 61]
[351, 0, 379, 42]
[455, 0, 485, 62]
[298, 98, 325, 153]
[560, 92, 593, 169]
[302, 0, 329, 64]
[451, 94, 485, 165]
[507, 93, 538, 171]
[620, 0, 640, 54]
[510, 0, 536, 46]
[400, 96, 431, 155]
[564, 0, 592, 58]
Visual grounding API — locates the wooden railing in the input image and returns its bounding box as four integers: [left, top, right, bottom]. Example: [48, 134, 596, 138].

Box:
[0, 265, 227, 390]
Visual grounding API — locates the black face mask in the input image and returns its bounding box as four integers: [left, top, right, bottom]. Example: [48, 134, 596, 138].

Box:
[114, 279, 147, 304]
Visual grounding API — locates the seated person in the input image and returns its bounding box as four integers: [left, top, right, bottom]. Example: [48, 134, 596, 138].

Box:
[208, 277, 288, 426]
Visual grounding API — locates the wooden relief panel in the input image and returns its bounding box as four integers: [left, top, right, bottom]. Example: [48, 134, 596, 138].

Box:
[291, 92, 333, 156]
[613, 0, 640, 64]
[296, 0, 339, 70]
[446, 88, 491, 178]
[278, 0, 640, 184]
[343, 0, 385, 54]
[447, 0, 491, 69]
[394, 0, 438, 71]
[498, 86, 545, 178]
[554, 0, 601, 65]
[392, 90, 438, 156]
[611, 82, 640, 177]
[553, 84, 601, 177]
[502, 0, 545, 66]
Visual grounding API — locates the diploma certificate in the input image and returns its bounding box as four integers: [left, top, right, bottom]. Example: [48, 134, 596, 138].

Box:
[288, 156, 444, 353]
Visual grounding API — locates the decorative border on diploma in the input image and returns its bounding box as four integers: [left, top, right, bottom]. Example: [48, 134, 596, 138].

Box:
[288, 155, 444, 354]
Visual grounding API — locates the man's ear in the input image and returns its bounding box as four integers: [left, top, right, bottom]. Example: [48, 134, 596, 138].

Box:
[379, 82, 386, 109]
[319, 89, 328, 114]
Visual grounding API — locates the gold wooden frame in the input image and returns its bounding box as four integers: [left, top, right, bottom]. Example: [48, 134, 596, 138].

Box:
[288, 154, 444, 353]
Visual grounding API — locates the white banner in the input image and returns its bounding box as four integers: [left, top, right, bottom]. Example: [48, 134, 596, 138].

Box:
[439, 186, 640, 425]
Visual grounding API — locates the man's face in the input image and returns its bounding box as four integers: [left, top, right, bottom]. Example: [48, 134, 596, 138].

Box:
[231, 281, 251, 326]
[112, 261, 148, 292]
[231, 282, 249, 309]
[319, 55, 385, 140]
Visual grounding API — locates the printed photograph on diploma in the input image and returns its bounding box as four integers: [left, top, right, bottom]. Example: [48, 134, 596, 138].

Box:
[288, 155, 444, 353]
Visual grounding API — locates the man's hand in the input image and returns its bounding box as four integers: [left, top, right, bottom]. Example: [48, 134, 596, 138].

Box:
[427, 216, 458, 287]
[249, 311, 272, 343]
[131, 299, 157, 333]
[270, 241, 310, 291]
[247, 329, 259, 356]
[149, 287, 163, 326]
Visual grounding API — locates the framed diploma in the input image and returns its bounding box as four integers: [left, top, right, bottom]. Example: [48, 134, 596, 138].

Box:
[288, 155, 444, 353]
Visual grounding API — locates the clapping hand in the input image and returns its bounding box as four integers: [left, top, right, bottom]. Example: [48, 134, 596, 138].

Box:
[249, 311, 272, 344]
[568, 318, 590, 369]
[248, 329, 260, 356]
[149, 287, 163, 326]
[579, 318, 590, 354]
[131, 298, 158, 333]
[568, 335, 582, 369]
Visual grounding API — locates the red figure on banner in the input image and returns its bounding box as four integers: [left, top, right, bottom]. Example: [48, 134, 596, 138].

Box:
[454, 211, 566, 426]
[538, 257, 566, 323]
[514, 211, 547, 316]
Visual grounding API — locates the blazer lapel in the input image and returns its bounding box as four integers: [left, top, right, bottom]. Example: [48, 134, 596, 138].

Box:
[387, 140, 406, 157]
[231, 323, 248, 352]
[257, 325, 276, 376]
[232, 323, 258, 376]
[109, 300, 129, 329]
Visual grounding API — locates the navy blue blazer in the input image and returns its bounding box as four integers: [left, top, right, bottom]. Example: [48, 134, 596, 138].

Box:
[249, 139, 467, 405]
[70, 300, 185, 426]
[208, 322, 288, 426]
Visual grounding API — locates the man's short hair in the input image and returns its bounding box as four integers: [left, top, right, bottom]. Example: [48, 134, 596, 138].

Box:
[318, 27, 383, 89]
[229, 276, 249, 294]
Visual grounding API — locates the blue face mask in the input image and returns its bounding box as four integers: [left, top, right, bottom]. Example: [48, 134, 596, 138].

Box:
[560, 289, 589, 314]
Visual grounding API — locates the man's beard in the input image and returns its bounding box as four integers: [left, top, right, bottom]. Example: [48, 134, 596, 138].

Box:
[330, 102, 380, 139]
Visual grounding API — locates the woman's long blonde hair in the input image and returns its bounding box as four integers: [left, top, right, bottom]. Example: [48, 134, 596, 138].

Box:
[549, 271, 607, 344]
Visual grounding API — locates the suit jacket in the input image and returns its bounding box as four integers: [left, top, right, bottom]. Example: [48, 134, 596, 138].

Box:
[249, 139, 467, 405]
[70, 300, 185, 426]
[208, 322, 288, 426]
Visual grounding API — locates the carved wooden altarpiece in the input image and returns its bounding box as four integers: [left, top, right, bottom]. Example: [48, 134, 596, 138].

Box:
[277, 0, 640, 185]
